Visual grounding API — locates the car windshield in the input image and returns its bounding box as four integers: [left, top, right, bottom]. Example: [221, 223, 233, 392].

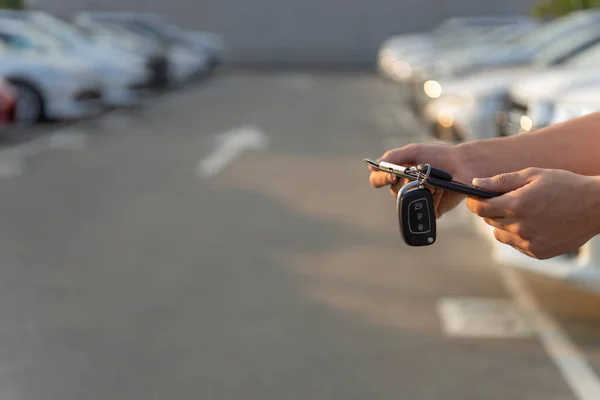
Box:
[531, 26, 600, 65]
[433, 26, 500, 48]
[31, 14, 94, 46]
[563, 41, 600, 66]
[431, 17, 526, 37]
[513, 12, 600, 52]
[130, 20, 179, 42]
[0, 23, 66, 54]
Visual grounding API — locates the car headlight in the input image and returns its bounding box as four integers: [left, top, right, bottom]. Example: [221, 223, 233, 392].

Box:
[424, 80, 443, 99]
[379, 54, 412, 78]
[551, 103, 600, 125]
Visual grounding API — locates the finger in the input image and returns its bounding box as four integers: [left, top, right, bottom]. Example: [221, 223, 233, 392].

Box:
[492, 228, 532, 256]
[482, 217, 519, 232]
[465, 197, 510, 218]
[370, 171, 399, 188]
[473, 168, 536, 195]
[377, 144, 421, 165]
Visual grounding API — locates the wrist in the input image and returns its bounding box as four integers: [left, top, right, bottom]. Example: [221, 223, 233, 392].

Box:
[454, 140, 496, 180]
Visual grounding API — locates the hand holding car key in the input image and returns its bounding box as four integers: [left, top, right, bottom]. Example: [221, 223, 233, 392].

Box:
[364, 158, 501, 247]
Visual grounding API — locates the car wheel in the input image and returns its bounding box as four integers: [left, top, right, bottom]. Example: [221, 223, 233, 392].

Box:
[12, 81, 44, 125]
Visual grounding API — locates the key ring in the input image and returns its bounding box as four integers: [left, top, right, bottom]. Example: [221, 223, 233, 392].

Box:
[417, 164, 431, 187]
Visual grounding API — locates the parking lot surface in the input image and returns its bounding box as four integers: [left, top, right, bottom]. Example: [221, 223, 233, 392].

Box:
[1, 71, 600, 399]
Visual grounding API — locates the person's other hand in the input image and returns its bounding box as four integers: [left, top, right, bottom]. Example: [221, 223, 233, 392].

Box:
[368, 143, 476, 218]
[467, 167, 600, 260]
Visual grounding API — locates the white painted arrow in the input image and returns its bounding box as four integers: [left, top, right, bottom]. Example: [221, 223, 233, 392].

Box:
[196, 125, 269, 178]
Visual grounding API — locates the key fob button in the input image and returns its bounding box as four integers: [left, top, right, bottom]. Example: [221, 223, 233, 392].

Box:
[408, 199, 431, 233]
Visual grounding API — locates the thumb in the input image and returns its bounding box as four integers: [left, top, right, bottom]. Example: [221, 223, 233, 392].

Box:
[378, 144, 421, 166]
[473, 171, 528, 193]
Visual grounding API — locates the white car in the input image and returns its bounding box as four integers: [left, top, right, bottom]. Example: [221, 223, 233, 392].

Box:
[72, 18, 171, 90]
[422, 28, 600, 142]
[76, 11, 226, 68]
[74, 16, 209, 85]
[377, 16, 535, 82]
[410, 10, 600, 114]
[0, 42, 102, 124]
[0, 11, 153, 107]
[550, 84, 600, 125]
[498, 41, 600, 137]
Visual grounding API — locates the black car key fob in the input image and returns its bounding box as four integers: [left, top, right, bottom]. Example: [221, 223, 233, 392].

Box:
[397, 180, 436, 246]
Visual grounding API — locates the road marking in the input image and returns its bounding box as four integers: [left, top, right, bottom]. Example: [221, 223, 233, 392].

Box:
[196, 125, 269, 178]
[437, 297, 535, 338]
[496, 264, 600, 400]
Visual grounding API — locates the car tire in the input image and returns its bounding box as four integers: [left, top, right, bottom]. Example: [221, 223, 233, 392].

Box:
[10, 80, 44, 125]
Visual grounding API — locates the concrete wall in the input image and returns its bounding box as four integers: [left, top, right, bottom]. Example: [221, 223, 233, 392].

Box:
[34, 0, 538, 66]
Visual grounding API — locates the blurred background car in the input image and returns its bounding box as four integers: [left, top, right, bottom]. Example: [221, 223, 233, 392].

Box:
[75, 11, 217, 83]
[76, 11, 226, 70]
[549, 82, 600, 125]
[409, 9, 600, 113]
[498, 67, 600, 137]
[72, 16, 171, 90]
[0, 77, 17, 127]
[422, 26, 600, 142]
[74, 15, 208, 86]
[0, 11, 153, 108]
[0, 34, 101, 124]
[378, 17, 538, 83]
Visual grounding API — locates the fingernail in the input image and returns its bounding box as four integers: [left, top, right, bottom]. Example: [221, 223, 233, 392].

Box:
[388, 174, 397, 183]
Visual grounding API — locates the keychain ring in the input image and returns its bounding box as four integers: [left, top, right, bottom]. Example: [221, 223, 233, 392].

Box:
[418, 164, 431, 187]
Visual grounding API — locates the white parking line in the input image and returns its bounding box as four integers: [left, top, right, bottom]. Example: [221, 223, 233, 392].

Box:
[437, 297, 536, 338]
[196, 125, 270, 178]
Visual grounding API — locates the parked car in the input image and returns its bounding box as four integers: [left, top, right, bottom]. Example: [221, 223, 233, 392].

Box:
[0, 34, 102, 124]
[422, 26, 600, 142]
[72, 17, 170, 90]
[74, 16, 208, 85]
[409, 9, 600, 113]
[0, 11, 154, 107]
[498, 67, 600, 137]
[75, 11, 226, 68]
[0, 77, 17, 126]
[549, 83, 600, 125]
[75, 11, 222, 73]
[378, 16, 537, 82]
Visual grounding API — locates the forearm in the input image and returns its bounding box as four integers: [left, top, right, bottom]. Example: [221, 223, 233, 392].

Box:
[457, 112, 600, 178]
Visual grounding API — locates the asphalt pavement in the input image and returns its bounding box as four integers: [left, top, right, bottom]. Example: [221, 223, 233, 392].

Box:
[0, 70, 599, 399]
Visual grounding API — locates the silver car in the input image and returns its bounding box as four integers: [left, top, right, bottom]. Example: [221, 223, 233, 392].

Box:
[410, 9, 600, 114]
[423, 27, 600, 142]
